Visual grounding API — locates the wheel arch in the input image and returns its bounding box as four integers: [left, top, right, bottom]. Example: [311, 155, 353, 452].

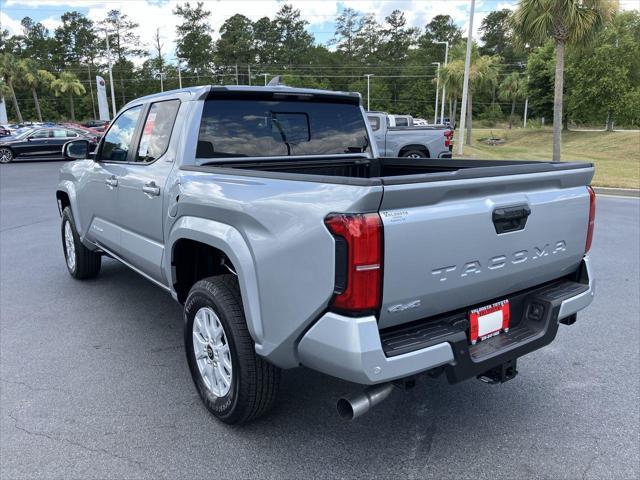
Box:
[168, 216, 264, 345]
[398, 144, 430, 158]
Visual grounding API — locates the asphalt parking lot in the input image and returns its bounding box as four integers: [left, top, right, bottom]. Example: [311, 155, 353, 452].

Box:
[1, 161, 639, 480]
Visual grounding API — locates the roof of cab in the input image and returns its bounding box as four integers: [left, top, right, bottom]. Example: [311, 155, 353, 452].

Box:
[121, 84, 362, 112]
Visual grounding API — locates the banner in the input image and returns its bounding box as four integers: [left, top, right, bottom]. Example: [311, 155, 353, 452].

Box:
[0, 96, 8, 124]
[96, 75, 110, 121]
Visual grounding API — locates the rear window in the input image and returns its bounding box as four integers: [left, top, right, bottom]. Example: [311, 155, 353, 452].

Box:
[367, 116, 380, 131]
[197, 99, 370, 158]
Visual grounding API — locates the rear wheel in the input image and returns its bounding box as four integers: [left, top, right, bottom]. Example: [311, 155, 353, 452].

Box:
[0, 148, 13, 163]
[402, 149, 428, 159]
[61, 207, 101, 279]
[184, 275, 281, 424]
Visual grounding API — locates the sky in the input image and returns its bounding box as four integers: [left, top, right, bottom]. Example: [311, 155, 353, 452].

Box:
[1, 0, 638, 62]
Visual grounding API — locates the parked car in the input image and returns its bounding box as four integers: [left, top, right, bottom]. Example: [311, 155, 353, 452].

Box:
[367, 111, 453, 158]
[57, 85, 596, 424]
[82, 120, 110, 133]
[0, 125, 11, 137]
[0, 126, 98, 163]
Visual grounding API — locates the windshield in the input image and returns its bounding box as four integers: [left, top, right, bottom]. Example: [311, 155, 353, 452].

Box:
[197, 98, 370, 159]
[13, 128, 35, 139]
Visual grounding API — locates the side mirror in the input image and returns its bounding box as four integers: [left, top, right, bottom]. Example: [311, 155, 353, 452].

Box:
[63, 139, 90, 160]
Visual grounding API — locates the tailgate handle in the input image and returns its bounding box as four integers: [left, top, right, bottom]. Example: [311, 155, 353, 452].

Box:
[492, 205, 531, 234]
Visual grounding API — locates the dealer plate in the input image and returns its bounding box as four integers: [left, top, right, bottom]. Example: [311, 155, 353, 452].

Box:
[469, 300, 510, 345]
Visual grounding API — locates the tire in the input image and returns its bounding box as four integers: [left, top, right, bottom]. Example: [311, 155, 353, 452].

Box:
[61, 207, 101, 279]
[184, 275, 281, 424]
[0, 147, 13, 163]
[401, 149, 428, 159]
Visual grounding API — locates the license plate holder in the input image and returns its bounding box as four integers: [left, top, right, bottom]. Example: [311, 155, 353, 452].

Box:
[469, 300, 510, 345]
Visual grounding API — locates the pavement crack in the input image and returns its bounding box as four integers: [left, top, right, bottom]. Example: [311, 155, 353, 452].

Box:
[7, 411, 165, 478]
[0, 217, 57, 233]
[0, 378, 70, 395]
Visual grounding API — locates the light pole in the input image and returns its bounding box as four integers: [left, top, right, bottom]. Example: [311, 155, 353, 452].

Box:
[103, 29, 117, 119]
[435, 40, 449, 123]
[156, 72, 165, 92]
[432, 62, 440, 124]
[364, 74, 374, 111]
[259, 73, 271, 86]
[457, 0, 476, 155]
[177, 58, 185, 89]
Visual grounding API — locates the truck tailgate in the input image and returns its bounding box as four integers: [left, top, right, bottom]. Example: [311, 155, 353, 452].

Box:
[378, 164, 594, 329]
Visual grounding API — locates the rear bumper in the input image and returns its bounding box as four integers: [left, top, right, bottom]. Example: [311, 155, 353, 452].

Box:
[297, 257, 594, 385]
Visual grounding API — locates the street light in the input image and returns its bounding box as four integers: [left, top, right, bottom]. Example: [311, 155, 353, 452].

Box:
[176, 58, 186, 89]
[102, 28, 117, 119]
[155, 72, 165, 92]
[431, 62, 440, 124]
[364, 74, 374, 111]
[435, 40, 449, 123]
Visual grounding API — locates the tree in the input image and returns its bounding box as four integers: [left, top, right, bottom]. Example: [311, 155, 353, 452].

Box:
[215, 14, 254, 80]
[331, 7, 362, 62]
[354, 14, 383, 62]
[512, 0, 618, 161]
[54, 11, 99, 67]
[102, 10, 147, 106]
[253, 17, 279, 65]
[566, 10, 640, 130]
[273, 4, 314, 66]
[499, 71, 526, 128]
[420, 14, 462, 49]
[174, 2, 214, 78]
[479, 9, 518, 62]
[19, 60, 56, 122]
[0, 53, 23, 123]
[151, 28, 165, 83]
[51, 71, 86, 121]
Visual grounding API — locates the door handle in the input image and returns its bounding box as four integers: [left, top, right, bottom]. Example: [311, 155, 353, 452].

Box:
[105, 176, 118, 188]
[142, 182, 160, 197]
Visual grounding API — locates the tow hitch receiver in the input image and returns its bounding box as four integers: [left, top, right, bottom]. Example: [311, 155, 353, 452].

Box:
[477, 359, 518, 384]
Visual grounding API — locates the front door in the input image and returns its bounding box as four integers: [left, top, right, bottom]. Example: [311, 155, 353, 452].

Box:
[117, 99, 181, 284]
[76, 105, 144, 252]
[18, 129, 51, 158]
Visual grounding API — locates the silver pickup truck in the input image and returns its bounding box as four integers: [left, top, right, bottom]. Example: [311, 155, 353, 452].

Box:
[367, 111, 453, 158]
[57, 86, 596, 424]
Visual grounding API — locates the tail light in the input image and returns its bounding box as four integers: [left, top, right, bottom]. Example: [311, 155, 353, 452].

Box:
[585, 186, 596, 253]
[324, 213, 383, 314]
[444, 129, 454, 147]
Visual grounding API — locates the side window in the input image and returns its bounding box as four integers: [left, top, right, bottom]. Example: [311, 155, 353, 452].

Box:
[30, 129, 50, 139]
[100, 106, 143, 162]
[52, 129, 70, 138]
[65, 130, 79, 138]
[136, 100, 180, 163]
[368, 116, 380, 131]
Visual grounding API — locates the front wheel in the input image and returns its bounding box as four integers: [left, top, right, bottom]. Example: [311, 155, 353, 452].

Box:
[184, 275, 281, 424]
[0, 148, 13, 163]
[61, 207, 101, 279]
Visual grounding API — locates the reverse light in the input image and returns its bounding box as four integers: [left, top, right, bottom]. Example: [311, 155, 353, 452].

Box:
[585, 186, 596, 253]
[324, 213, 383, 313]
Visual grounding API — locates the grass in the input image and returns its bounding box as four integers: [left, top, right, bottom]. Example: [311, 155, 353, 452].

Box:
[458, 128, 640, 189]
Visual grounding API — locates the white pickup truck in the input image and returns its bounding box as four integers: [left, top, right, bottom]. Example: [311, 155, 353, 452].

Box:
[57, 85, 596, 424]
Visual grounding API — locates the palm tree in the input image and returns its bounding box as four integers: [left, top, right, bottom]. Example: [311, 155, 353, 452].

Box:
[19, 60, 56, 123]
[440, 53, 500, 145]
[499, 72, 526, 129]
[51, 72, 86, 121]
[0, 53, 24, 123]
[512, 0, 618, 161]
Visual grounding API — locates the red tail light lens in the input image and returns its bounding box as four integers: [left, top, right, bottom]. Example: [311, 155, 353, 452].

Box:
[585, 186, 596, 253]
[444, 129, 453, 147]
[324, 213, 383, 313]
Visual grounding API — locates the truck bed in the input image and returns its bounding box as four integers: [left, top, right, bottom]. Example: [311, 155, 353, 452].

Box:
[185, 156, 593, 186]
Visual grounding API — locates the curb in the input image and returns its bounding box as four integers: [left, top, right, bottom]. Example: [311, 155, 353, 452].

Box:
[593, 187, 640, 198]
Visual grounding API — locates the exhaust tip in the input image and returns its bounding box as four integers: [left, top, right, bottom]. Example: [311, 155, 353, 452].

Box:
[336, 398, 355, 420]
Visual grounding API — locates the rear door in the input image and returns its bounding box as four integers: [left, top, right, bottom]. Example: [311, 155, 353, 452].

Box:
[50, 129, 79, 158]
[116, 99, 181, 284]
[377, 166, 594, 329]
